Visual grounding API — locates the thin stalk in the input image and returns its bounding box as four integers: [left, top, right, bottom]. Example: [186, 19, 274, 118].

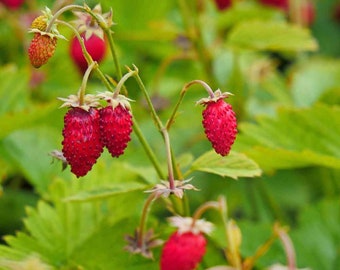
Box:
[103, 27, 123, 81]
[275, 224, 296, 270]
[113, 69, 138, 98]
[46, 4, 86, 33]
[137, 193, 157, 247]
[133, 68, 164, 132]
[78, 61, 97, 104]
[57, 20, 114, 93]
[161, 128, 176, 190]
[132, 118, 165, 180]
[166, 79, 214, 130]
[191, 201, 220, 229]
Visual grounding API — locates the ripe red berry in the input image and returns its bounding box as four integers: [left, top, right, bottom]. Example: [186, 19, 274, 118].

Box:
[70, 33, 106, 74]
[62, 107, 104, 177]
[1, 0, 24, 10]
[28, 33, 57, 68]
[214, 0, 232, 11]
[99, 104, 133, 158]
[160, 231, 207, 270]
[201, 98, 237, 156]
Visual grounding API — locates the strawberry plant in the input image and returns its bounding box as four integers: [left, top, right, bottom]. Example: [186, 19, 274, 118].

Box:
[0, 0, 340, 270]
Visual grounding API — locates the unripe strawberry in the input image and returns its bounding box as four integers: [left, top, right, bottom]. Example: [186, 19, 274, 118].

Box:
[30, 15, 47, 31]
[1, 0, 24, 10]
[99, 104, 133, 158]
[28, 33, 57, 68]
[70, 33, 106, 74]
[160, 231, 206, 270]
[214, 0, 232, 11]
[62, 107, 104, 177]
[198, 91, 237, 156]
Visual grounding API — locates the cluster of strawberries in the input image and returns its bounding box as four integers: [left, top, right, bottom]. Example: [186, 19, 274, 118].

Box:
[61, 98, 133, 177]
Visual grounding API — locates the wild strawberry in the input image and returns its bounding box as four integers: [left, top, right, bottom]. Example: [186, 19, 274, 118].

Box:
[70, 5, 111, 74]
[70, 33, 106, 74]
[160, 232, 206, 270]
[1, 0, 24, 10]
[62, 107, 104, 178]
[214, 0, 232, 11]
[99, 99, 133, 158]
[198, 90, 237, 156]
[28, 8, 63, 68]
[160, 216, 213, 270]
[28, 33, 57, 68]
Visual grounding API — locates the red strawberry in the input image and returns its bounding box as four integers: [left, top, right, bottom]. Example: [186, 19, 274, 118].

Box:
[99, 104, 133, 158]
[214, 0, 232, 11]
[62, 107, 104, 177]
[1, 0, 24, 10]
[28, 33, 57, 68]
[199, 93, 237, 156]
[70, 33, 106, 74]
[160, 231, 207, 270]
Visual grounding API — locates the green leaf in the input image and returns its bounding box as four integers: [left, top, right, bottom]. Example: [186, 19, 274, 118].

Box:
[292, 198, 340, 270]
[63, 182, 147, 202]
[290, 59, 340, 107]
[1, 126, 61, 193]
[235, 104, 340, 171]
[0, 102, 58, 141]
[186, 150, 262, 179]
[227, 21, 318, 52]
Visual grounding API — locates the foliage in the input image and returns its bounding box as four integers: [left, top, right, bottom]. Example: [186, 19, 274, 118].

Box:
[0, 0, 339, 269]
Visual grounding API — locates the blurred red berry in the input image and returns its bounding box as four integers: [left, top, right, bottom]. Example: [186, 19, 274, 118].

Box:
[62, 107, 104, 177]
[160, 231, 207, 270]
[214, 0, 232, 11]
[1, 0, 24, 10]
[300, 0, 315, 26]
[70, 33, 106, 74]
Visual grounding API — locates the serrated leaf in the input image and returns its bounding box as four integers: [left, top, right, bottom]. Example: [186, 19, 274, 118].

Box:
[235, 104, 340, 171]
[64, 182, 147, 202]
[186, 150, 262, 179]
[227, 21, 318, 52]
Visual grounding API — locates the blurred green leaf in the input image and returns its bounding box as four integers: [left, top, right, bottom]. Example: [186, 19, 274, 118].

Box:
[227, 21, 318, 52]
[236, 104, 340, 171]
[0, 102, 58, 141]
[292, 198, 340, 270]
[63, 182, 147, 202]
[0, 65, 29, 115]
[1, 126, 61, 193]
[290, 58, 340, 107]
[186, 150, 262, 179]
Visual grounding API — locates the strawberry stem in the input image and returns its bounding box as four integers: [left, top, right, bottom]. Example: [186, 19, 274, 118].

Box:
[132, 118, 165, 180]
[46, 4, 86, 33]
[113, 67, 138, 97]
[78, 61, 97, 105]
[58, 20, 115, 94]
[166, 79, 214, 130]
[137, 193, 157, 247]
